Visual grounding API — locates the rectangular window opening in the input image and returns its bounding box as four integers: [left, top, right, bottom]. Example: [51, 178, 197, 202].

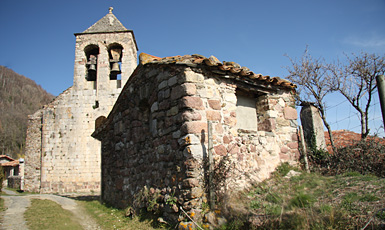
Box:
[236, 90, 258, 132]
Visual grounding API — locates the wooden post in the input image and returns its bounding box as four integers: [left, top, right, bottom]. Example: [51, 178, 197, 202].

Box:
[207, 121, 215, 209]
[299, 126, 310, 173]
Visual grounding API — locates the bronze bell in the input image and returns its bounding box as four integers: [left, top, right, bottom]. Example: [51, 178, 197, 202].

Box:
[87, 55, 97, 72]
[111, 62, 121, 74]
[88, 64, 96, 72]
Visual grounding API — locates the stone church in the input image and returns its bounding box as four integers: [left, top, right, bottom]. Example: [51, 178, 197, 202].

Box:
[24, 8, 138, 193]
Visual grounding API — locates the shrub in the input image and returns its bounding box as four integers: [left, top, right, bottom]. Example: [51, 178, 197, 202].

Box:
[273, 162, 297, 177]
[307, 138, 385, 177]
[289, 192, 315, 208]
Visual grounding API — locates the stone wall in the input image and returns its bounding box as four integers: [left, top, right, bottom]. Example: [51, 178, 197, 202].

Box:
[93, 63, 299, 223]
[24, 110, 43, 192]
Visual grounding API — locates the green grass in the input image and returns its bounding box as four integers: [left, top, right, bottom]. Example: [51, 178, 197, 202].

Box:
[0, 197, 4, 212]
[79, 200, 170, 230]
[0, 197, 5, 227]
[0, 197, 5, 225]
[224, 169, 385, 229]
[24, 199, 84, 230]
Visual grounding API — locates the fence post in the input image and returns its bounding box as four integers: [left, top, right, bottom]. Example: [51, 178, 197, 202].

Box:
[376, 75, 385, 133]
[299, 126, 310, 173]
[207, 121, 215, 209]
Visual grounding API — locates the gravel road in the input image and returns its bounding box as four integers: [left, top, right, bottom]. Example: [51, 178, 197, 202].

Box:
[0, 189, 100, 230]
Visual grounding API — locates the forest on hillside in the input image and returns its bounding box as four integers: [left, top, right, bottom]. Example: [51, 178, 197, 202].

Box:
[0, 66, 54, 159]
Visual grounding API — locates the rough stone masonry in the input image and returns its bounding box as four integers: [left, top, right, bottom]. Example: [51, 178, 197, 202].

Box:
[92, 53, 299, 225]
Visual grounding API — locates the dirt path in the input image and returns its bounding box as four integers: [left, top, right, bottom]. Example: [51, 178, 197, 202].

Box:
[0, 189, 101, 230]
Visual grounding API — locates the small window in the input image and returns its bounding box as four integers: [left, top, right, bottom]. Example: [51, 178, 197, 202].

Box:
[236, 91, 258, 131]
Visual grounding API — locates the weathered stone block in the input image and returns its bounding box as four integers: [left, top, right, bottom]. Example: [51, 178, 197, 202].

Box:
[279, 152, 291, 161]
[208, 99, 221, 110]
[189, 187, 204, 199]
[280, 146, 289, 153]
[184, 158, 198, 170]
[151, 102, 158, 112]
[223, 135, 231, 144]
[179, 96, 204, 110]
[158, 80, 168, 90]
[183, 145, 204, 159]
[258, 118, 276, 132]
[182, 178, 199, 188]
[276, 117, 290, 126]
[224, 116, 236, 126]
[159, 100, 170, 110]
[215, 123, 224, 134]
[167, 106, 179, 116]
[170, 85, 185, 100]
[287, 142, 299, 149]
[206, 110, 222, 121]
[184, 70, 204, 83]
[168, 76, 178, 86]
[181, 121, 207, 134]
[214, 144, 227, 156]
[178, 134, 201, 146]
[228, 143, 240, 155]
[183, 83, 197, 96]
[180, 111, 202, 121]
[284, 106, 298, 120]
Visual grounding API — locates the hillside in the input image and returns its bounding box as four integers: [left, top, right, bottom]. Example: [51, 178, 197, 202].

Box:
[0, 66, 54, 158]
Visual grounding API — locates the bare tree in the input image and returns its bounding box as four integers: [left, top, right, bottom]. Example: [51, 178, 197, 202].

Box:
[329, 52, 385, 139]
[285, 47, 338, 152]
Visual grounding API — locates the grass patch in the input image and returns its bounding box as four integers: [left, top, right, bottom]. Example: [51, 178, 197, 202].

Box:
[289, 192, 316, 208]
[24, 199, 83, 230]
[0, 197, 5, 212]
[79, 200, 169, 230]
[230, 167, 385, 229]
[0, 197, 5, 225]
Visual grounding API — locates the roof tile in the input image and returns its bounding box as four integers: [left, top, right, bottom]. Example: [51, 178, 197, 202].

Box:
[138, 53, 296, 90]
[1, 160, 19, 167]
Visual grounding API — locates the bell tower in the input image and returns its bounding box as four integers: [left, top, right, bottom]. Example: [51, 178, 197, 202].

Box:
[73, 7, 138, 94]
[24, 8, 139, 194]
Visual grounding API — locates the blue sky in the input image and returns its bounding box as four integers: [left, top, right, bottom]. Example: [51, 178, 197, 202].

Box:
[1, 0, 385, 136]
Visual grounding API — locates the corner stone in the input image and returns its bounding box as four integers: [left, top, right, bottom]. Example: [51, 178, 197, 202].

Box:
[181, 121, 207, 134]
[180, 96, 205, 110]
[284, 107, 298, 120]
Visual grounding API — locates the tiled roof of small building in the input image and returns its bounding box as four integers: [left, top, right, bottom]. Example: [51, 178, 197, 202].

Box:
[1, 160, 19, 167]
[0, 155, 15, 162]
[139, 53, 296, 90]
[81, 7, 129, 34]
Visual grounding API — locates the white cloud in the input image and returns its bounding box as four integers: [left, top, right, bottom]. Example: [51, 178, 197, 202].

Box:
[343, 34, 385, 48]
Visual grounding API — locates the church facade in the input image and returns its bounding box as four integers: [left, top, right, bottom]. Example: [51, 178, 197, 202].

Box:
[24, 8, 138, 193]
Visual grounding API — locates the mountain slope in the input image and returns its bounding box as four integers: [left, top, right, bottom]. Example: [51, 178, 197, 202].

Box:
[0, 66, 54, 158]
